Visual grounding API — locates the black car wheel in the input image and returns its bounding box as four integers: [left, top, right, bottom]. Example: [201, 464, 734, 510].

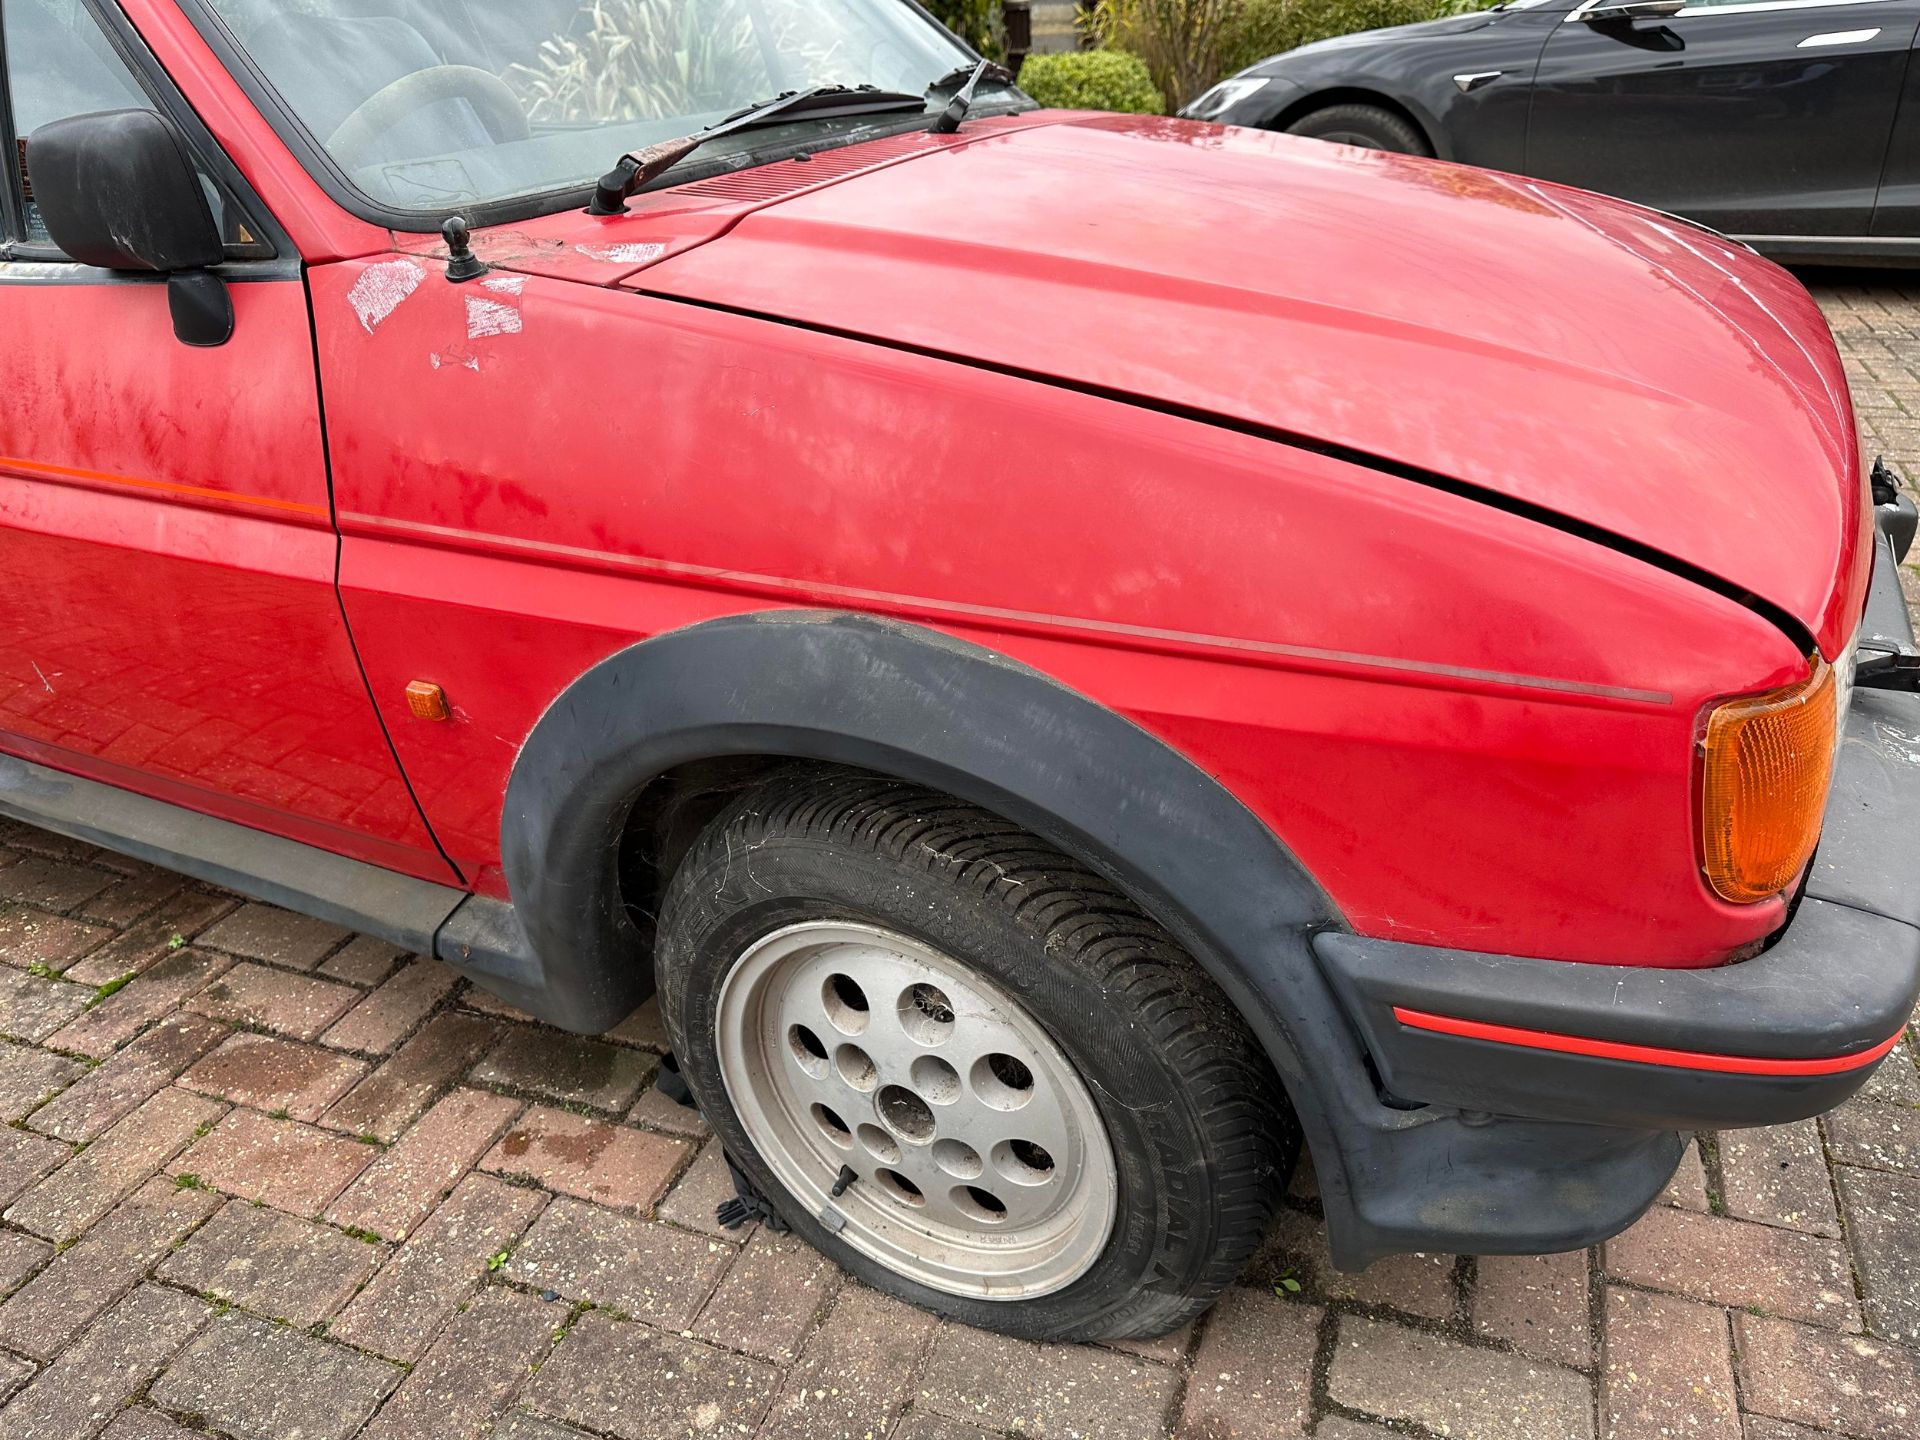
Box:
[655, 766, 1297, 1341]
[1287, 103, 1430, 155]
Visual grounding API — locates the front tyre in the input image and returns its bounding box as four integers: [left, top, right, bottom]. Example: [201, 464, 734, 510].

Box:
[655, 768, 1296, 1341]
[1285, 102, 1429, 155]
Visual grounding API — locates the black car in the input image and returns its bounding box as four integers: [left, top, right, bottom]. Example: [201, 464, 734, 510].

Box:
[1183, 0, 1920, 261]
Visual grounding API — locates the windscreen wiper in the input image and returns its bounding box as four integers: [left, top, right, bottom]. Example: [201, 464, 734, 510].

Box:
[929, 59, 1013, 134]
[589, 85, 928, 214]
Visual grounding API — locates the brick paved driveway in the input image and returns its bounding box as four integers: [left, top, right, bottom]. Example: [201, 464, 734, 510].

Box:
[2, 280, 1919, 1440]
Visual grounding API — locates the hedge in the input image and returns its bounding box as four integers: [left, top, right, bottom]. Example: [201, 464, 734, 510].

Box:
[1017, 50, 1167, 114]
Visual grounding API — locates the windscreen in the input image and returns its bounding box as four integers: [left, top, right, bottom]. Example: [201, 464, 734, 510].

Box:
[204, 0, 977, 213]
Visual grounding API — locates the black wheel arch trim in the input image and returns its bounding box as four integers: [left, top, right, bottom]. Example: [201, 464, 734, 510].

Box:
[495, 608, 1688, 1268]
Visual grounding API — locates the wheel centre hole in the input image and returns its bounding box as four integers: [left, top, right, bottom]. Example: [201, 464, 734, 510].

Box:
[876, 1084, 936, 1143]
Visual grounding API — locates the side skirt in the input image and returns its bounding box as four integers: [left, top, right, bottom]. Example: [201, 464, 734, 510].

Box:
[0, 751, 490, 958]
[1733, 234, 1920, 266]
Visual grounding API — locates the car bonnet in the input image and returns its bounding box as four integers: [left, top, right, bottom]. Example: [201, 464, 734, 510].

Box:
[620, 112, 1869, 657]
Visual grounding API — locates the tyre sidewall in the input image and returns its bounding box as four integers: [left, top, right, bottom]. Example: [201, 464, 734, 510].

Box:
[1288, 105, 1424, 154]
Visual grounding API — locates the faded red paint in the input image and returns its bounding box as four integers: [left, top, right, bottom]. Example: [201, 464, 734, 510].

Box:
[0, 0, 1872, 970]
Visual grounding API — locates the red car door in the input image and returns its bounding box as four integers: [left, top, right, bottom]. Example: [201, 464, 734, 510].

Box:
[0, 0, 453, 882]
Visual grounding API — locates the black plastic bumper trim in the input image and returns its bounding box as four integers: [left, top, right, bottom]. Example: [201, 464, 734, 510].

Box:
[1316, 683, 1920, 1130]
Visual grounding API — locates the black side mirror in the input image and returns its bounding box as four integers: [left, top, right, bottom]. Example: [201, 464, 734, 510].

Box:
[27, 108, 233, 347]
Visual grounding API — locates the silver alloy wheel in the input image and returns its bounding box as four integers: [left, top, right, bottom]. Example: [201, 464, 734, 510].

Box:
[714, 920, 1119, 1299]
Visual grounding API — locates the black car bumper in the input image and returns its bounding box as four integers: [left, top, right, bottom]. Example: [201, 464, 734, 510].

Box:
[1316, 534, 1920, 1136]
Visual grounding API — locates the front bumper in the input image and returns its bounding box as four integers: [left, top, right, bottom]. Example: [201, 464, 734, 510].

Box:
[1316, 534, 1920, 1134]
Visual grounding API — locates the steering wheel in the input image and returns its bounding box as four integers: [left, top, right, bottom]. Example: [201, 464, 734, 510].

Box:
[326, 65, 531, 170]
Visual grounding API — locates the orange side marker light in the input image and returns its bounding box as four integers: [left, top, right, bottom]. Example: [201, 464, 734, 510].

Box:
[405, 681, 449, 722]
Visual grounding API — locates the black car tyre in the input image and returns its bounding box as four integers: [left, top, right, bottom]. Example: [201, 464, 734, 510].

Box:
[655, 766, 1296, 1340]
[1286, 103, 1430, 155]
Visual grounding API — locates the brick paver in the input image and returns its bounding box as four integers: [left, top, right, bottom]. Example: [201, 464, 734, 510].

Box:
[150, 1311, 402, 1440]
[186, 960, 358, 1039]
[0, 1039, 84, 1123]
[49, 947, 233, 1058]
[1599, 1287, 1740, 1440]
[1473, 1250, 1593, 1368]
[479, 1103, 689, 1209]
[471, 1028, 654, 1111]
[1329, 1314, 1595, 1440]
[4, 1086, 221, 1242]
[0, 1232, 48, 1295]
[0, 905, 112, 974]
[523, 1311, 782, 1439]
[196, 901, 353, 970]
[357, 1286, 555, 1440]
[320, 1009, 498, 1140]
[179, 1030, 367, 1121]
[0, 273, 1916, 1440]
[27, 1012, 227, 1142]
[760, 1285, 939, 1439]
[1837, 1164, 1920, 1342]
[0, 964, 90, 1040]
[0, 1178, 218, 1359]
[322, 1084, 521, 1239]
[1175, 1286, 1319, 1438]
[156, 1199, 385, 1326]
[690, 1225, 841, 1361]
[321, 957, 457, 1053]
[1603, 1203, 1861, 1331]
[329, 1173, 547, 1363]
[505, 1193, 732, 1328]
[175, 1107, 375, 1213]
[0, 1283, 210, 1440]
[0, 1127, 67, 1210]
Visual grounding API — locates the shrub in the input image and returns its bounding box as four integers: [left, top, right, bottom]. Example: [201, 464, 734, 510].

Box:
[922, 0, 1002, 56]
[1087, 0, 1238, 113]
[1218, 0, 1465, 77]
[1017, 50, 1167, 114]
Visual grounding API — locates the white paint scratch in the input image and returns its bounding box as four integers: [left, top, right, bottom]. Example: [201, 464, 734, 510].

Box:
[347, 259, 426, 334]
[1874, 720, 1920, 767]
[29, 661, 52, 695]
[481, 274, 527, 297]
[574, 242, 666, 264]
[465, 295, 522, 339]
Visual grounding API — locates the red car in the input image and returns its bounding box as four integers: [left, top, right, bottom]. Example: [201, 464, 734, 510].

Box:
[4, 0, 1917, 1343]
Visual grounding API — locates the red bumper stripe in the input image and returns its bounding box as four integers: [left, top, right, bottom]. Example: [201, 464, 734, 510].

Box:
[1391, 1007, 1904, 1077]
